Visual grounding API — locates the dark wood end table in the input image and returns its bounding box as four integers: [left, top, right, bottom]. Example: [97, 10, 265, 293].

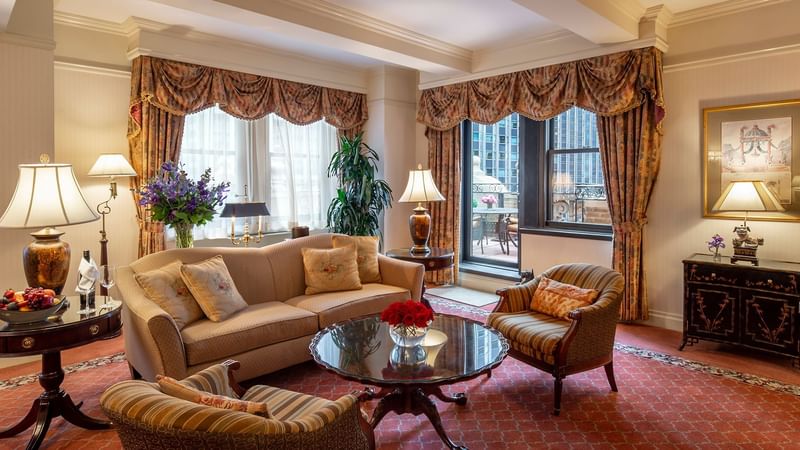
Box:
[0, 297, 123, 450]
[310, 314, 508, 449]
[385, 248, 454, 306]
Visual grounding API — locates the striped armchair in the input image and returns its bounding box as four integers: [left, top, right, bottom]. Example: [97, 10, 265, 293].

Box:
[100, 360, 375, 449]
[488, 263, 624, 415]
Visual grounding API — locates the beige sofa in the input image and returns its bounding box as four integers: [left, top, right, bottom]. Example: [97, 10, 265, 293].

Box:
[117, 233, 424, 382]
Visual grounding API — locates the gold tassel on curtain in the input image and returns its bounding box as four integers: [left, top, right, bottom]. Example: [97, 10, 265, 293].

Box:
[426, 126, 461, 285]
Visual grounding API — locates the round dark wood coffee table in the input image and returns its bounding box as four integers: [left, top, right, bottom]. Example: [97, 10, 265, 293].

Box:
[0, 297, 122, 450]
[310, 314, 508, 450]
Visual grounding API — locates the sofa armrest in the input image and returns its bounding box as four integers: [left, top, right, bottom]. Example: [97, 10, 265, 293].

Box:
[118, 266, 187, 380]
[377, 255, 424, 301]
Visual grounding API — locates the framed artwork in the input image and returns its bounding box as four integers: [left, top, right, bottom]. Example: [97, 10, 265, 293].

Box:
[703, 99, 800, 221]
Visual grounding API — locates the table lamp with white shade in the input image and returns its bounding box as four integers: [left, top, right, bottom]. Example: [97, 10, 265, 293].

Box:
[712, 180, 784, 265]
[88, 153, 137, 295]
[0, 155, 99, 293]
[398, 164, 445, 254]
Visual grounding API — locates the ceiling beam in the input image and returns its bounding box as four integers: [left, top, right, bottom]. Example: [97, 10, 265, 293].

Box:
[151, 0, 471, 74]
[0, 0, 16, 32]
[512, 0, 645, 44]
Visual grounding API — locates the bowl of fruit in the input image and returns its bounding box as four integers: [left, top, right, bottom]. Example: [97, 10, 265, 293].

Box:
[0, 287, 66, 324]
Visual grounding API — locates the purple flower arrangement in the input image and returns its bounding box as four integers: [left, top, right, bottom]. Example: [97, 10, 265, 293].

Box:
[480, 194, 497, 206]
[707, 233, 725, 258]
[138, 161, 229, 229]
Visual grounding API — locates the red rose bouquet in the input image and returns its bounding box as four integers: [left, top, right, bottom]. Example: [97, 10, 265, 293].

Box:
[380, 300, 434, 337]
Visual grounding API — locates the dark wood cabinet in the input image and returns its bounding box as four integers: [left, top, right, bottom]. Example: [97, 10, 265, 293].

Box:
[682, 254, 799, 367]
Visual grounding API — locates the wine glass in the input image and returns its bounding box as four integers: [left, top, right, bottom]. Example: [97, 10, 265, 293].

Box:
[99, 265, 115, 307]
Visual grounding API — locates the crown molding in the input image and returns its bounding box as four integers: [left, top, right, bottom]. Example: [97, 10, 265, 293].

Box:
[474, 29, 575, 57]
[0, 31, 55, 50]
[671, 0, 788, 27]
[421, 32, 666, 91]
[54, 58, 131, 78]
[53, 11, 131, 36]
[126, 19, 368, 93]
[663, 41, 800, 73]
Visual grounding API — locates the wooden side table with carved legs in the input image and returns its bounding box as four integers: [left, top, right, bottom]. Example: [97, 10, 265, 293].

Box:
[0, 297, 122, 450]
[385, 248, 454, 308]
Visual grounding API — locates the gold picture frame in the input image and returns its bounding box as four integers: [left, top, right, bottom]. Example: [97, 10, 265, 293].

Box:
[703, 99, 800, 221]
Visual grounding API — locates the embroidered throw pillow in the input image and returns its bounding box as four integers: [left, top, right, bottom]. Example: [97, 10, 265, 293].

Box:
[331, 235, 381, 283]
[157, 375, 270, 418]
[180, 255, 248, 322]
[302, 245, 362, 295]
[134, 260, 205, 329]
[530, 276, 599, 320]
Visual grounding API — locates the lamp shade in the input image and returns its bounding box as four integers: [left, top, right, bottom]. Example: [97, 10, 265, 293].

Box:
[0, 163, 99, 228]
[398, 167, 445, 203]
[712, 180, 785, 212]
[88, 153, 137, 177]
[220, 202, 270, 218]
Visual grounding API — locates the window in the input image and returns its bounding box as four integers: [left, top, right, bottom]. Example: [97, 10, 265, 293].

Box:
[460, 108, 610, 271]
[179, 106, 337, 241]
[546, 109, 611, 229]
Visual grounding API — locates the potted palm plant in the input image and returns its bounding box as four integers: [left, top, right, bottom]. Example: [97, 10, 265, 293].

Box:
[326, 133, 392, 236]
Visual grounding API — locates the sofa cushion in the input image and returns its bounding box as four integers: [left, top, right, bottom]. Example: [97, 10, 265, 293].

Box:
[286, 283, 409, 328]
[157, 375, 271, 418]
[332, 235, 381, 283]
[181, 255, 249, 322]
[301, 246, 362, 295]
[530, 276, 598, 320]
[134, 260, 204, 329]
[181, 302, 318, 366]
[487, 311, 570, 365]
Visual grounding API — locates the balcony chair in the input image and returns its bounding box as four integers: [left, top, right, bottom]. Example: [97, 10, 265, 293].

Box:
[487, 263, 624, 415]
[100, 360, 375, 450]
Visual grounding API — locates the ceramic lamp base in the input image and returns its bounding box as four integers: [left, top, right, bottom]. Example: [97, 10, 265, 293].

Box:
[409, 206, 432, 254]
[23, 228, 71, 295]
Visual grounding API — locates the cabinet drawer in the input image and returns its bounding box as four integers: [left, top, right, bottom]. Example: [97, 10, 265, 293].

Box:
[741, 290, 798, 354]
[685, 263, 740, 286]
[742, 271, 799, 296]
[686, 284, 738, 342]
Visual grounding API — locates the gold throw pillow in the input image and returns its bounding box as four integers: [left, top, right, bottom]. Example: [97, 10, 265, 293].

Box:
[157, 375, 270, 418]
[530, 276, 599, 320]
[180, 255, 248, 322]
[302, 246, 362, 295]
[134, 260, 205, 329]
[332, 235, 381, 283]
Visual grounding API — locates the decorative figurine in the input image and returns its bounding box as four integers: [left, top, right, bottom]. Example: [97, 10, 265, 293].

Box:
[731, 224, 763, 265]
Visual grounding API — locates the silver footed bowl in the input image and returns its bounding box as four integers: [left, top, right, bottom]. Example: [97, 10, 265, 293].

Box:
[0, 299, 66, 324]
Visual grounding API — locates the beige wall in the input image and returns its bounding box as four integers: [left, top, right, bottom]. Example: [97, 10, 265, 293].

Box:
[53, 64, 135, 295]
[0, 2, 54, 295]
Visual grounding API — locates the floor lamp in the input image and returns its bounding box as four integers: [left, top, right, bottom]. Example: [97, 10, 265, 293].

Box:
[88, 153, 137, 295]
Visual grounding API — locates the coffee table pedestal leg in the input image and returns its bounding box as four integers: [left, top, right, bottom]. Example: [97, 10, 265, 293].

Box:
[0, 351, 111, 450]
[369, 386, 468, 450]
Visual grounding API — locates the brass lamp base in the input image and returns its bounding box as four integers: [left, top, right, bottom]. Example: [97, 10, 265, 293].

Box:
[409, 205, 432, 254]
[731, 223, 763, 266]
[23, 227, 71, 294]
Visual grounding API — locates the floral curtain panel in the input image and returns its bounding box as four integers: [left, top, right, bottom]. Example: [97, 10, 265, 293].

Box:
[128, 55, 368, 256]
[417, 47, 664, 321]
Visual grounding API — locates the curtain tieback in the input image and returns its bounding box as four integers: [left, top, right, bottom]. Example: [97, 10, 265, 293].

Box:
[612, 218, 648, 234]
[137, 218, 165, 233]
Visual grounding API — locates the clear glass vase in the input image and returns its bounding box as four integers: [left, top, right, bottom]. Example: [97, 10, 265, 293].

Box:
[389, 324, 428, 347]
[172, 222, 194, 248]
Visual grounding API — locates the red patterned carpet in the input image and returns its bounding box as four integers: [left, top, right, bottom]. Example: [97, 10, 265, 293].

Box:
[2, 299, 800, 449]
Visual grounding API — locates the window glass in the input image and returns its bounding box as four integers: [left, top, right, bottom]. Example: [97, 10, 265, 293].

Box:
[179, 106, 337, 240]
[548, 108, 611, 225]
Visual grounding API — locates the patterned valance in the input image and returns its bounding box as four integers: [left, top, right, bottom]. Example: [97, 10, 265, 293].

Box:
[128, 55, 368, 135]
[417, 47, 664, 131]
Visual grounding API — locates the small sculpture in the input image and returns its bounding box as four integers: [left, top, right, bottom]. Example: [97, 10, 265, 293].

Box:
[731, 224, 763, 265]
